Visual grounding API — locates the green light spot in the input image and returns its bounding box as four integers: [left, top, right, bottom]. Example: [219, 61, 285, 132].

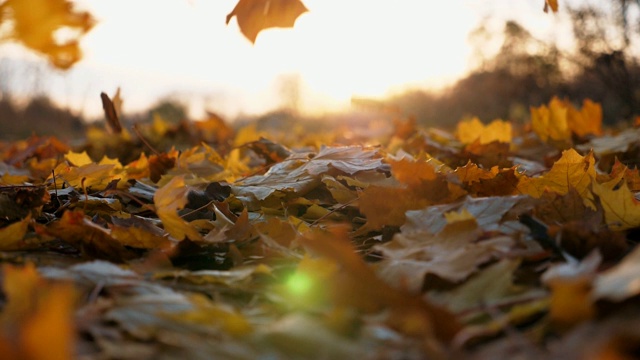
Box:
[286, 272, 313, 296]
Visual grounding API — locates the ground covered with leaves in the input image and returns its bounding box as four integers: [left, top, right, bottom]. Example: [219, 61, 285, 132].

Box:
[1, 97, 640, 359]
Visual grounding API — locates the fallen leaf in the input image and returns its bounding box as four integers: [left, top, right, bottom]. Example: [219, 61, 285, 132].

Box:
[0, 215, 31, 250]
[456, 117, 512, 145]
[530, 97, 571, 144]
[0, 263, 76, 360]
[592, 173, 640, 230]
[517, 148, 596, 200]
[153, 175, 204, 241]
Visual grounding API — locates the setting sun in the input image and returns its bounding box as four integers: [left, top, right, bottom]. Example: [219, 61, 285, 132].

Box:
[1, 0, 565, 119]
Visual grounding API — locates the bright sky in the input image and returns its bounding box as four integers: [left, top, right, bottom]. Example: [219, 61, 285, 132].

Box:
[1, 0, 571, 119]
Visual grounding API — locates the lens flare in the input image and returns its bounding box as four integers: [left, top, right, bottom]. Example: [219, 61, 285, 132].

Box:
[286, 272, 313, 297]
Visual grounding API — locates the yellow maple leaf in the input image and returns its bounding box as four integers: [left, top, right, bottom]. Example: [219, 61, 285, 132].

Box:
[154, 175, 203, 241]
[517, 149, 596, 199]
[530, 97, 571, 144]
[0, 0, 94, 69]
[456, 117, 512, 144]
[592, 173, 640, 230]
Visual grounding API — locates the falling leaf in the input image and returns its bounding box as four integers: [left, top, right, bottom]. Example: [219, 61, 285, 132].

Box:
[0, 0, 94, 68]
[154, 175, 204, 241]
[226, 0, 308, 43]
[544, 0, 559, 13]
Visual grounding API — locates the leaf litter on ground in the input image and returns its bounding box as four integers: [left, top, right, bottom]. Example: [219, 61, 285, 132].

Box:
[1, 98, 640, 359]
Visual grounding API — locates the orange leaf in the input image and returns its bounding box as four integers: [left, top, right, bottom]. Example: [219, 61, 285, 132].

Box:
[544, 0, 559, 12]
[0, 263, 76, 360]
[226, 0, 308, 43]
[567, 99, 603, 137]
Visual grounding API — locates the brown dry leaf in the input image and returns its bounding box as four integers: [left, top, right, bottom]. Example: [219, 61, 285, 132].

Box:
[609, 159, 640, 191]
[593, 245, 640, 301]
[233, 146, 384, 205]
[463, 141, 512, 168]
[456, 117, 512, 145]
[530, 97, 571, 144]
[358, 186, 429, 230]
[0, 263, 75, 360]
[44, 209, 138, 261]
[154, 175, 204, 241]
[456, 164, 520, 197]
[299, 226, 461, 342]
[592, 173, 640, 230]
[0, 0, 94, 69]
[402, 195, 528, 236]
[226, 0, 308, 43]
[534, 187, 595, 224]
[517, 148, 596, 199]
[149, 152, 177, 183]
[375, 219, 514, 292]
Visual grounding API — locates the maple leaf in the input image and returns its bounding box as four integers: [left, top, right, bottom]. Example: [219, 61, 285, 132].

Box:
[609, 159, 640, 191]
[0, 0, 94, 69]
[299, 226, 461, 341]
[592, 173, 640, 230]
[530, 97, 572, 145]
[154, 175, 204, 241]
[376, 219, 514, 292]
[226, 0, 308, 43]
[567, 99, 602, 137]
[517, 148, 596, 200]
[456, 117, 512, 145]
